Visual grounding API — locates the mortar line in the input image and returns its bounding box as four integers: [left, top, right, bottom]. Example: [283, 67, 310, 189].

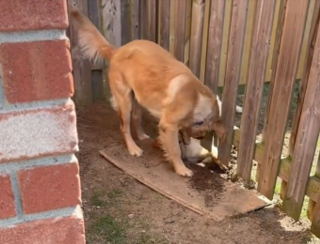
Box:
[0, 206, 82, 228]
[0, 154, 78, 173]
[9, 171, 24, 219]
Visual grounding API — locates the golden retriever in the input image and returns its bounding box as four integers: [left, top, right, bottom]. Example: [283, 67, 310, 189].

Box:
[70, 9, 226, 177]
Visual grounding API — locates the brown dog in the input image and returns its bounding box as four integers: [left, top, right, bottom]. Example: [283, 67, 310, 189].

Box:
[70, 10, 226, 177]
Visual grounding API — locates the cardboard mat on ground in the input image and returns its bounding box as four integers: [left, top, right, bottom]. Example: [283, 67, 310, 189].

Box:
[100, 139, 269, 221]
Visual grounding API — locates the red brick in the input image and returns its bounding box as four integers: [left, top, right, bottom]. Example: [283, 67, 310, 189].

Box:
[18, 163, 81, 214]
[0, 40, 74, 103]
[0, 0, 68, 32]
[0, 174, 16, 219]
[0, 216, 85, 244]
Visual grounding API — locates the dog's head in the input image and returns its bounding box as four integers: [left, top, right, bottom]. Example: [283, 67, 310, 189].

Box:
[186, 95, 226, 142]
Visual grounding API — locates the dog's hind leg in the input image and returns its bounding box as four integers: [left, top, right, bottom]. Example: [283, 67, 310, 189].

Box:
[132, 97, 150, 140]
[109, 72, 143, 157]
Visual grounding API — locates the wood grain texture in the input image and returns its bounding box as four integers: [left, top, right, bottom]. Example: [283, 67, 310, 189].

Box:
[308, 153, 320, 222]
[204, 0, 225, 93]
[218, 0, 232, 87]
[217, 0, 248, 166]
[311, 193, 320, 238]
[173, 0, 187, 62]
[264, 0, 282, 82]
[184, 0, 192, 65]
[130, 0, 140, 40]
[282, 17, 320, 219]
[121, 0, 132, 45]
[289, 0, 320, 156]
[257, 0, 309, 200]
[311, 155, 320, 238]
[238, 0, 256, 85]
[158, 0, 170, 50]
[146, 0, 157, 42]
[237, 0, 276, 181]
[189, 0, 205, 78]
[67, 0, 93, 106]
[101, 0, 122, 48]
[199, 0, 211, 82]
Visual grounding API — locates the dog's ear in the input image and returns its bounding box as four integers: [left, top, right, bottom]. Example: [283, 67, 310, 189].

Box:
[212, 120, 227, 143]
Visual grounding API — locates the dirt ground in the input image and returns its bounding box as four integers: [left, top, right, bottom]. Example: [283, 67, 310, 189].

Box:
[76, 102, 319, 244]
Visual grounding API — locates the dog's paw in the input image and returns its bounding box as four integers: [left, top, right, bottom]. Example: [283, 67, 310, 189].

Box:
[176, 167, 193, 177]
[128, 144, 144, 157]
[138, 133, 150, 140]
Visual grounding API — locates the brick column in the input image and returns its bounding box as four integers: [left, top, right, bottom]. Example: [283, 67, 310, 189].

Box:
[0, 1, 85, 243]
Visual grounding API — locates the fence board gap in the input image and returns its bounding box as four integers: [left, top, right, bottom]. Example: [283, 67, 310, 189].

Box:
[189, 0, 206, 78]
[67, 0, 93, 106]
[257, 0, 310, 200]
[218, 0, 248, 166]
[237, 0, 276, 182]
[204, 0, 225, 93]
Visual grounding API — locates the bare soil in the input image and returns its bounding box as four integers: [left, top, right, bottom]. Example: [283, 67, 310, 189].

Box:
[76, 102, 318, 244]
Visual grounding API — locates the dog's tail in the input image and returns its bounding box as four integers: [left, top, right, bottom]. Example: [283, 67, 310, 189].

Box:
[69, 9, 115, 62]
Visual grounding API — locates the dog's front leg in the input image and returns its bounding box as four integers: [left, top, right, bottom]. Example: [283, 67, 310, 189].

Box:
[159, 123, 193, 177]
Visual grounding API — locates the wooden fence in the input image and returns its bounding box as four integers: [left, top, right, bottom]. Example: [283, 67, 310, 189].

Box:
[68, 0, 320, 238]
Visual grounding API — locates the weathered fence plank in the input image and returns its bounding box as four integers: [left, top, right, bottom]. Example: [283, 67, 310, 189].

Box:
[184, 0, 192, 65]
[88, 0, 104, 102]
[67, 0, 93, 106]
[311, 154, 320, 238]
[289, 0, 320, 156]
[158, 0, 170, 51]
[130, 0, 140, 40]
[237, 0, 276, 182]
[218, 0, 232, 87]
[199, 0, 211, 82]
[147, 0, 157, 42]
[101, 0, 122, 48]
[257, 0, 309, 200]
[238, 0, 256, 86]
[282, 17, 320, 218]
[173, 0, 187, 62]
[121, 0, 132, 45]
[204, 0, 225, 93]
[189, 0, 205, 78]
[218, 0, 248, 166]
